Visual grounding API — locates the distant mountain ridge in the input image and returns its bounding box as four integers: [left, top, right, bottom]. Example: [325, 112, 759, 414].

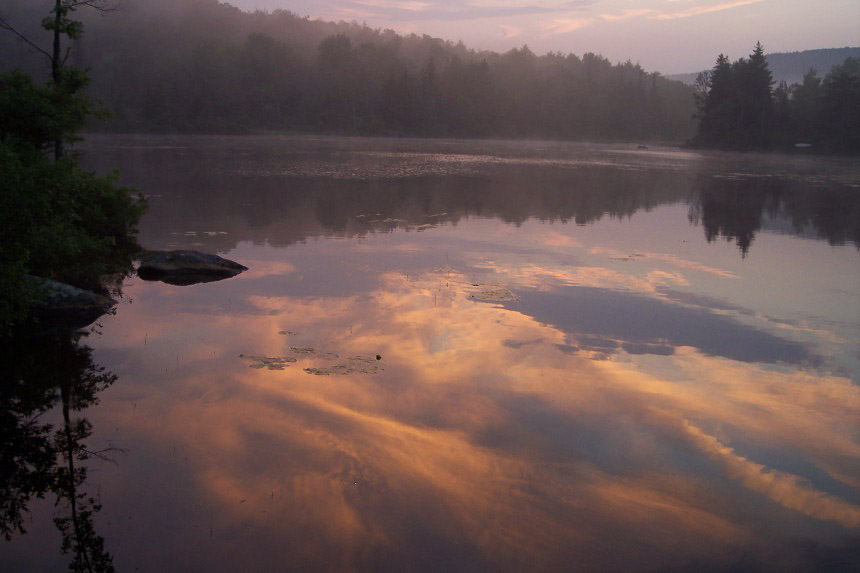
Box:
[668, 47, 860, 86]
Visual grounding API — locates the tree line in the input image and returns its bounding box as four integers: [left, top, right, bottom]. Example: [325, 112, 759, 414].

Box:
[692, 42, 860, 153]
[1, 0, 695, 142]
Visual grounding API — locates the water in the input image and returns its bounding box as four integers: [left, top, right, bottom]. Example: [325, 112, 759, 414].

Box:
[3, 135, 859, 571]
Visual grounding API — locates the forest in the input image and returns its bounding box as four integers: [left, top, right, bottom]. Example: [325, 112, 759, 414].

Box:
[1, 0, 696, 142]
[2, 1, 858, 149]
[692, 43, 860, 153]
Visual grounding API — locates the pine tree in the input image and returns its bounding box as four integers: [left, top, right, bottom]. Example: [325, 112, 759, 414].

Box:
[736, 42, 774, 148]
[694, 53, 735, 147]
[791, 69, 822, 144]
[819, 57, 860, 152]
[692, 43, 775, 149]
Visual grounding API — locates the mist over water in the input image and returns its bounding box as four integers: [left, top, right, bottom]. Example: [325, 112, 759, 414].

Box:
[3, 135, 859, 571]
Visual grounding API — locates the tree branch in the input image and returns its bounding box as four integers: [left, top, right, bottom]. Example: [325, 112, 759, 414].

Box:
[67, 0, 118, 12]
[0, 16, 52, 61]
[83, 446, 126, 464]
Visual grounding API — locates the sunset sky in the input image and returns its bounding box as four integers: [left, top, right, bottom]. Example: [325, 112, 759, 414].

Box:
[223, 0, 859, 73]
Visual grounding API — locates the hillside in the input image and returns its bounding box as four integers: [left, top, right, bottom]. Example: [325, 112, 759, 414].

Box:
[0, 0, 695, 142]
[668, 47, 860, 85]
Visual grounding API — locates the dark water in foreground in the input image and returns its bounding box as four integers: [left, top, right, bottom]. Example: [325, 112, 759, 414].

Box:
[3, 135, 859, 571]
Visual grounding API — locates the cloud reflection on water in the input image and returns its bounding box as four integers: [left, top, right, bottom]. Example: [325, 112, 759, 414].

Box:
[70, 136, 860, 570]
[88, 234, 860, 569]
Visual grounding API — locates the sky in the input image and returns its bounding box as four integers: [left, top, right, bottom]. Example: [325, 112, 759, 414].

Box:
[221, 0, 859, 74]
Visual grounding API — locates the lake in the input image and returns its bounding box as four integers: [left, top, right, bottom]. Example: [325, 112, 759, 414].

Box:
[3, 135, 859, 571]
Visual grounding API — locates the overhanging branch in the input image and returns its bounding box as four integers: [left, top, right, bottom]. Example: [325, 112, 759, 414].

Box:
[0, 16, 52, 61]
[67, 0, 118, 12]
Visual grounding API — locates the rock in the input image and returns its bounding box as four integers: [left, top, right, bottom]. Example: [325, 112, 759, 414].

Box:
[137, 250, 248, 286]
[26, 276, 116, 329]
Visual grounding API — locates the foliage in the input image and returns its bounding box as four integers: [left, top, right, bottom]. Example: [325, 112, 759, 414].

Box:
[0, 9, 145, 334]
[693, 43, 860, 153]
[0, 82, 145, 331]
[0, 0, 696, 142]
[0, 330, 116, 571]
[0, 70, 88, 154]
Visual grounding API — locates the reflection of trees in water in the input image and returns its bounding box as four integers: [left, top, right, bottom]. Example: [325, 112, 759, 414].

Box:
[689, 176, 860, 256]
[689, 178, 781, 256]
[244, 169, 860, 257]
[1, 331, 116, 572]
[90, 143, 860, 257]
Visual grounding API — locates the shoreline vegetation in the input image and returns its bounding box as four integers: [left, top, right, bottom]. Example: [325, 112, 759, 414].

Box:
[690, 43, 859, 154]
[1, 1, 146, 335]
[1, 4, 143, 568]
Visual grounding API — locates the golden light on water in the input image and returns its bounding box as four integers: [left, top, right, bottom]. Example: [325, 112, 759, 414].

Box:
[90, 234, 859, 567]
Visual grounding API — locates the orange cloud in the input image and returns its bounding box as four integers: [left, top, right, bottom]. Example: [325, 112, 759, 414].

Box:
[540, 17, 594, 36]
[91, 250, 859, 567]
[651, 0, 766, 21]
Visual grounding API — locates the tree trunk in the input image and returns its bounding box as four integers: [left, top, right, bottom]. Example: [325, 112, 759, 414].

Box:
[52, 0, 64, 160]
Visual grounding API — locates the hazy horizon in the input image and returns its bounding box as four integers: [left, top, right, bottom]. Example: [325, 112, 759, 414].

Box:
[219, 0, 859, 74]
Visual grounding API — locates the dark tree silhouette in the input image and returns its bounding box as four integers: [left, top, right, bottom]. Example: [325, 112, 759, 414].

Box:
[0, 331, 118, 572]
[692, 43, 859, 154]
[1, 0, 115, 159]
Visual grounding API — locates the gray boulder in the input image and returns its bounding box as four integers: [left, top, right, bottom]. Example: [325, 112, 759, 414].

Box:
[26, 276, 117, 329]
[137, 250, 248, 286]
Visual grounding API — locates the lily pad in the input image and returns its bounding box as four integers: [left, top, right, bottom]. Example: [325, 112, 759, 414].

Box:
[303, 364, 352, 376]
[289, 347, 339, 359]
[303, 355, 384, 376]
[467, 286, 518, 302]
[240, 354, 297, 370]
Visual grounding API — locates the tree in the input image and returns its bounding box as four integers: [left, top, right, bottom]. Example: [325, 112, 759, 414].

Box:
[819, 57, 860, 153]
[0, 4, 145, 333]
[772, 80, 792, 145]
[1, 0, 114, 159]
[692, 43, 775, 150]
[1, 330, 118, 571]
[791, 69, 821, 144]
[736, 42, 774, 147]
[693, 53, 736, 147]
[3, 0, 698, 141]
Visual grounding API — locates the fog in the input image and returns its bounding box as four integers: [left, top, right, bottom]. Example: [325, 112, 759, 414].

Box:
[0, 0, 695, 141]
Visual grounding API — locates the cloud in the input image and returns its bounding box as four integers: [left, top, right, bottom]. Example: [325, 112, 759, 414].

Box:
[681, 420, 860, 528]
[93, 248, 860, 568]
[352, 0, 433, 12]
[600, 8, 657, 22]
[540, 17, 595, 36]
[589, 247, 740, 279]
[591, 0, 765, 25]
[514, 286, 818, 364]
[500, 24, 523, 38]
[650, 0, 766, 21]
[328, 0, 598, 22]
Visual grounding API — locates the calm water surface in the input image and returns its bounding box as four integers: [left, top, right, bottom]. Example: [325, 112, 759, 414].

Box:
[4, 135, 859, 571]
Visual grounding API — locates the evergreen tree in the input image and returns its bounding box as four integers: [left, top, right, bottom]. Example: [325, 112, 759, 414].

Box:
[819, 57, 860, 153]
[791, 69, 821, 144]
[694, 54, 736, 147]
[772, 80, 792, 145]
[693, 43, 776, 150]
[736, 42, 774, 147]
